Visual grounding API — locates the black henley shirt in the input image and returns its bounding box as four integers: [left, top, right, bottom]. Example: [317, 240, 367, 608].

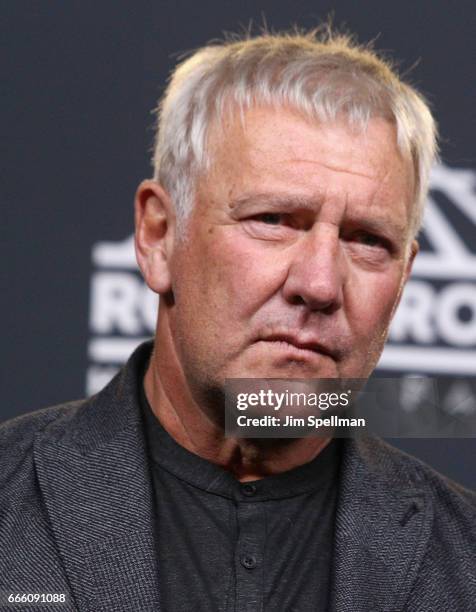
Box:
[140, 382, 341, 612]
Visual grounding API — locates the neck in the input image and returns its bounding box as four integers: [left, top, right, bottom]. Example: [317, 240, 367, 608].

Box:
[144, 324, 331, 482]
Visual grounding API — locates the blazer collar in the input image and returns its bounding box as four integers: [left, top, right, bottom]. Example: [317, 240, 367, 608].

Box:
[329, 436, 433, 611]
[34, 341, 160, 612]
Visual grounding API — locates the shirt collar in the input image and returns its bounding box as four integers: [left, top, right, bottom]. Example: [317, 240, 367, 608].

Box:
[140, 379, 341, 502]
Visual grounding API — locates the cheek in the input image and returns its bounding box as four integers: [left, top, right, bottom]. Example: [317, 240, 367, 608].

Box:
[207, 231, 284, 315]
[346, 270, 403, 334]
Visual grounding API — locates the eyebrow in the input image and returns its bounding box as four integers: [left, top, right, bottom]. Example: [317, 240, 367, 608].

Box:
[228, 191, 407, 238]
[228, 192, 324, 212]
[352, 216, 407, 239]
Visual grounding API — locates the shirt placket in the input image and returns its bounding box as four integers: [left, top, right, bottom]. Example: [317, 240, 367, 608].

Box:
[234, 484, 266, 612]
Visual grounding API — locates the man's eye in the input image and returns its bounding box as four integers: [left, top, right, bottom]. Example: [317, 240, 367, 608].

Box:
[254, 213, 284, 225]
[353, 232, 385, 248]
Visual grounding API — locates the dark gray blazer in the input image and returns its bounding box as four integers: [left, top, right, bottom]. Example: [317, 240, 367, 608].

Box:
[1, 342, 475, 612]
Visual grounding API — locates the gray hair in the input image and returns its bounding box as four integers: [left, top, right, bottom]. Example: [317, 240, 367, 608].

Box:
[152, 29, 438, 238]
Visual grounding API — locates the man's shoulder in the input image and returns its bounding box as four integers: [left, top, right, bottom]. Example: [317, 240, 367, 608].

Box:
[0, 341, 152, 495]
[361, 436, 476, 522]
[0, 400, 87, 489]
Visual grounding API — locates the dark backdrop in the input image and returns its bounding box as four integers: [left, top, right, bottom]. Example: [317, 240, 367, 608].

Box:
[3, 1, 475, 488]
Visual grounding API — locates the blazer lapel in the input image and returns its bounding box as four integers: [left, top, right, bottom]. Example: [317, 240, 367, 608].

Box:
[329, 438, 433, 612]
[33, 344, 160, 612]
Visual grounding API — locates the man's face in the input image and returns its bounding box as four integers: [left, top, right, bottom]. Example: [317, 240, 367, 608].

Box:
[165, 107, 416, 388]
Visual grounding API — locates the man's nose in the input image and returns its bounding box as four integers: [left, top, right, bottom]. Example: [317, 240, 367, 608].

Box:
[282, 224, 345, 313]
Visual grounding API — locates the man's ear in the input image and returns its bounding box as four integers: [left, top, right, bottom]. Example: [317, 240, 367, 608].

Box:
[134, 180, 176, 295]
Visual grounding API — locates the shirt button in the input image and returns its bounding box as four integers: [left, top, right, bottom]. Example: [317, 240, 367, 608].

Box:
[241, 554, 257, 569]
[241, 483, 257, 496]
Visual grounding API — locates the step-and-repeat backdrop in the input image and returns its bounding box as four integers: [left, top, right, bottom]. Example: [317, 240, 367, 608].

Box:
[3, 2, 475, 488]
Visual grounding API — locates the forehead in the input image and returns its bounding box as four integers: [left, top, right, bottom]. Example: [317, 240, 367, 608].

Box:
[203, 106, 414, 228]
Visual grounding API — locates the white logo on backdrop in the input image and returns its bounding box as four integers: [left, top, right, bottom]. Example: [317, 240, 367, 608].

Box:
[87, 236, 158, 394]
[382, 164, 476, 375]
[86, 164, 476, 395]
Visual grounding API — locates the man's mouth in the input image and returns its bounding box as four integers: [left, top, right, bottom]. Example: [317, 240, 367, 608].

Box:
[257, 333, 337, 360]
